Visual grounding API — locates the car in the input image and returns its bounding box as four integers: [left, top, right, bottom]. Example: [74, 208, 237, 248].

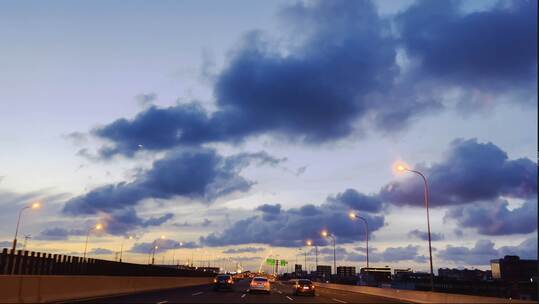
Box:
[213, 274, 234, 291]
[293, 279, 315, 296]
[249, 277, 271, 294]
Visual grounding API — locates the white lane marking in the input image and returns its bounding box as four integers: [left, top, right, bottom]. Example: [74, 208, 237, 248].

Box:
[241, 294, 246, 298]
[156, 301, 168, 304]
[191, 292, 203, 296]
[286, 296, 294, 301]
[332, 298, 347, 303]
[278, 290, 283, 294]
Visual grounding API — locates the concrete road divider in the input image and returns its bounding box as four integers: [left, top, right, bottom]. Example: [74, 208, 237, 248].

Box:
[313, 282, 535, 304]
[0, 275, 212, 303]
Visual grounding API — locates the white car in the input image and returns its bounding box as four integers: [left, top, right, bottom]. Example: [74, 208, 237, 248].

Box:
[249, 277, 271, 294]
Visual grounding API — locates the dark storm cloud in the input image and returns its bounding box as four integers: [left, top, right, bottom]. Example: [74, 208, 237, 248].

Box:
[445, 199, 537, 235]
[63, 149, 279, 215]
[91, 0, 404, 158]
[438, 238, 537, 265]
[408, 229, 444, 241]
[396, 0, 537, 93]
[326, 189, 382, 212]
[200, 199, 384, 247]
[379, 138, 537, 207]
[222, 247, 265, 254]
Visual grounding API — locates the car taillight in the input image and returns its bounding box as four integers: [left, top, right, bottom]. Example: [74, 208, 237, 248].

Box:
[227, 279, 233, 283]
[213, 279, 217, 283]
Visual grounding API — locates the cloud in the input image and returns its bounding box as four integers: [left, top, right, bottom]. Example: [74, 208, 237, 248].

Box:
[90, 0, 402, 158]
[347, 245, 427, 264]
[380, 138, 537, 207]
[256, 203, 282, 221]
[130, 239, 199, 254]
[222, 247, 265, 254]
[438, 238, 537, 265]
[89, 248, 113, 255]
[79, 1, 535, 159]
[35, 227, 85, 240]
[445, 199, 537, 235]
[0, 241, 12, 248]
[63, 149, 280, 219]
[327, 189, 383, 212]
[396, 0, 537, 94]
[408, 229, 444, 241]
[200, 198, 385, 247]
[100, 208, 174, 235]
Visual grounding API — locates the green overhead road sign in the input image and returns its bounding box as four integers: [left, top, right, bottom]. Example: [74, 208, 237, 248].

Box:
[280, 260, 288, 266]
[266, 258, 275, 265]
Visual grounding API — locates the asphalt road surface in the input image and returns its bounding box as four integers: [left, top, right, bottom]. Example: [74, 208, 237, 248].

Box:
[79, 279, 405, 303]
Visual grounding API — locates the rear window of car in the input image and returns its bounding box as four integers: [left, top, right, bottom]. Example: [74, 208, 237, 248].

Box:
[218, 275, 231, 280]
[298, 279, 312, 284]
[253, 277, 268, 282]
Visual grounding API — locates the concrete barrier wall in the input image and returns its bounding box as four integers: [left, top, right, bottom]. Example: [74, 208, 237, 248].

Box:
[314, 282, 535, 304]
[0, 275, 212, 303]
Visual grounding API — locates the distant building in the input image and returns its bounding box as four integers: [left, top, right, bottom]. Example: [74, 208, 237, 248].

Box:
[360, 267, 391, 286]
[316, 265, 332, 279]
[490, 255, 538, 282]
[394, 268, 413, 276]
[294, 264, 302, 274]
[337, 266, 356, 277]
[438, 268, 492, 281]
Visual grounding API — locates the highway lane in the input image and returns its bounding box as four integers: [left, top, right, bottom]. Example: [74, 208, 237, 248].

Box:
[80, 279, 404, 303]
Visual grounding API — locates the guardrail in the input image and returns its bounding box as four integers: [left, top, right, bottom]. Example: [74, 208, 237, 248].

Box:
[314, 282, 536, 304]
[0, 248, 214, 277]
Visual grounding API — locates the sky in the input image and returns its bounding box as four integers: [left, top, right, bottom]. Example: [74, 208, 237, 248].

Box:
[0, 0, 537, 273]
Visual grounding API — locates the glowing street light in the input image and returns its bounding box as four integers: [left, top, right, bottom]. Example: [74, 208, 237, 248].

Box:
[321, 230, 336, 275]
[83, 223, 103, 259]
[150, 235, 165, 265]
[119, 235, 134, 263]
[395, 162, 435, 291]
[306, 240, 318, 270]
[12, 201, 41, 253]
[349, 211, 369, 268]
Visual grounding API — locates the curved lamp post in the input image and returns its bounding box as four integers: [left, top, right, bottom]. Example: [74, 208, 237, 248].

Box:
[396, 163, 434, 291]
[321, 230, 336, 275]
[119, 235, 133, 262]
[83, 223, 103, 259]
[150, 235, 165, 265]
[12, 202, 41, 252]
[349, 211, 369, 268]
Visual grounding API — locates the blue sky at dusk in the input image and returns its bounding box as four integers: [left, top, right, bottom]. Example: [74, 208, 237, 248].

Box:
[0, 0, 536, 272]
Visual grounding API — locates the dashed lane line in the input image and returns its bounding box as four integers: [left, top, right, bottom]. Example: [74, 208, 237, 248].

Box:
[156, 301, 168, 304]
[241, 294, 247, 298]
[286, 296, 294, 301]
[191, 292, 203, 296]
[332, 298, 347, 303]
[278, 290, 283, 294]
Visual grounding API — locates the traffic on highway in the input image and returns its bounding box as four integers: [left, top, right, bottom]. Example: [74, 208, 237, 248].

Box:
[81, 273, 403, 303]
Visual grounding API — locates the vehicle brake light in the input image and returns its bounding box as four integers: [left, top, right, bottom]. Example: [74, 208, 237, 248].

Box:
[228, 279, 233, 283]
[213, 279, 217, 283]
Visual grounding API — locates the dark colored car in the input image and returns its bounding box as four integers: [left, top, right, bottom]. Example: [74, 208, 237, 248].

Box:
[294, 279, 315, 296]
[213, 274, 234, 291]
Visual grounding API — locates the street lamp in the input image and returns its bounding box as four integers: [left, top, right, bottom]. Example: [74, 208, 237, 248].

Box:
[396, 163, 435, 291]
[119, 235, 133, 262]
[349, 212, 369, 268]
[83, 223, 103, 259]
[12, 202, 41, 252]
[321, 230, 336, 275]
[150, 235, 165, 265]
[172, 242, 183, 266]
[306, 240, 318, 272]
